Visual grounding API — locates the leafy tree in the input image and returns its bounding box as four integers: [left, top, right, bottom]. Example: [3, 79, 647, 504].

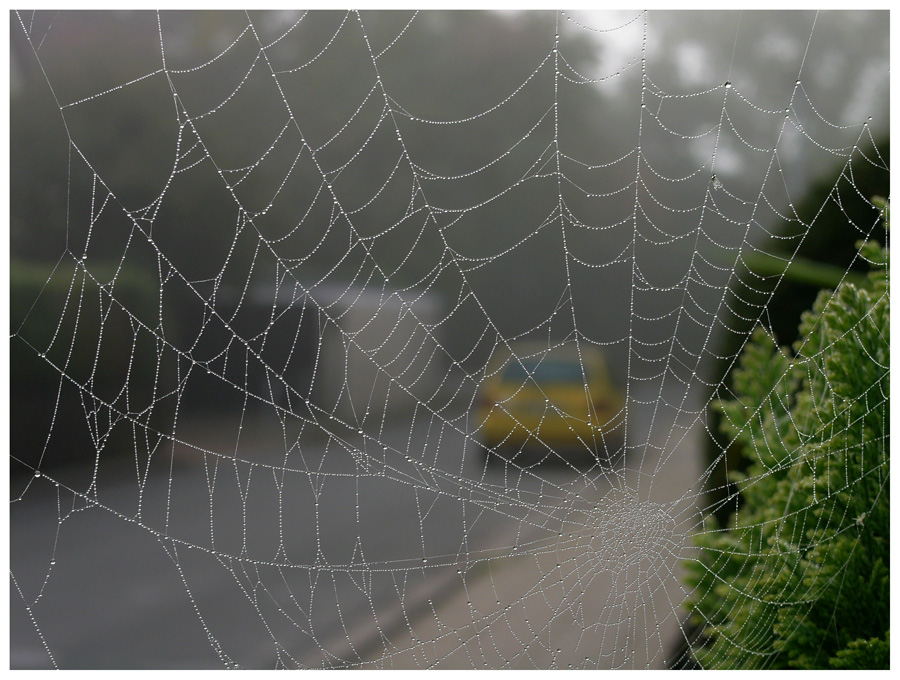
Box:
[684, 198, 889, 669]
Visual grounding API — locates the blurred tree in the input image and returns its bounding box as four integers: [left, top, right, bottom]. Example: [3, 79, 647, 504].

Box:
[746, 139, 890, 347]
[11, 11, 612, 283]
[10, 10, 618, 374]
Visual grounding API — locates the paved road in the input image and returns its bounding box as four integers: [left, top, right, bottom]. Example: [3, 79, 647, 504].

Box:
[10, 385, 703, 669]
[357, 395, 705, 670]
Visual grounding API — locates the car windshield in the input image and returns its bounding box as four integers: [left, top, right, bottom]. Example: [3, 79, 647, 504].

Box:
[502, 359, 584, 385]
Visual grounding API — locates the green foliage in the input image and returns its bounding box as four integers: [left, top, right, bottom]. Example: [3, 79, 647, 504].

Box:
[685, 198, 890, 669]
[830, 631, 891, 670]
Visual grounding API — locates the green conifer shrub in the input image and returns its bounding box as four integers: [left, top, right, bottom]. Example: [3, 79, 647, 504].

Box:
[685, 199, 889, 669]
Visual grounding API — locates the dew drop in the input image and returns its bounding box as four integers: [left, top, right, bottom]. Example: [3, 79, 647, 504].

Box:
[724, 81, 732, 89]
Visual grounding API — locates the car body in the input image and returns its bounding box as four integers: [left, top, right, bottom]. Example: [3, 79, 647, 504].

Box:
[475, 341, 625, 461]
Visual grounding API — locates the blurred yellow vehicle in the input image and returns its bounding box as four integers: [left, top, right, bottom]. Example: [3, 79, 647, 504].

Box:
[475, 342, 625, 461]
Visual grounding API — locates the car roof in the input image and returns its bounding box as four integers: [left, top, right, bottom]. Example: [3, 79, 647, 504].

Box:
[484, 340, 608, 374]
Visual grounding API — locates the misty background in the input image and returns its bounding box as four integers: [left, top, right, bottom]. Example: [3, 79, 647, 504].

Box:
[11, 10, 889, 388]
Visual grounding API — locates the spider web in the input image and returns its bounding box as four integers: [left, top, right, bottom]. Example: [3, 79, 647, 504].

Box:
[8, 9, 890, 670]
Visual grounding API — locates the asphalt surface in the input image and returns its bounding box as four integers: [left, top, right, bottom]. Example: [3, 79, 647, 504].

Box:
[9, 385, 703, 669]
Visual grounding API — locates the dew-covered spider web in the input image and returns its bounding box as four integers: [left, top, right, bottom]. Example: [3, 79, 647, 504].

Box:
[8, 9, 890, 670]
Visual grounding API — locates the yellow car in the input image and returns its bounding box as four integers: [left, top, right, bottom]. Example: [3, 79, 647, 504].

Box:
[475, 342, 625, 463]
